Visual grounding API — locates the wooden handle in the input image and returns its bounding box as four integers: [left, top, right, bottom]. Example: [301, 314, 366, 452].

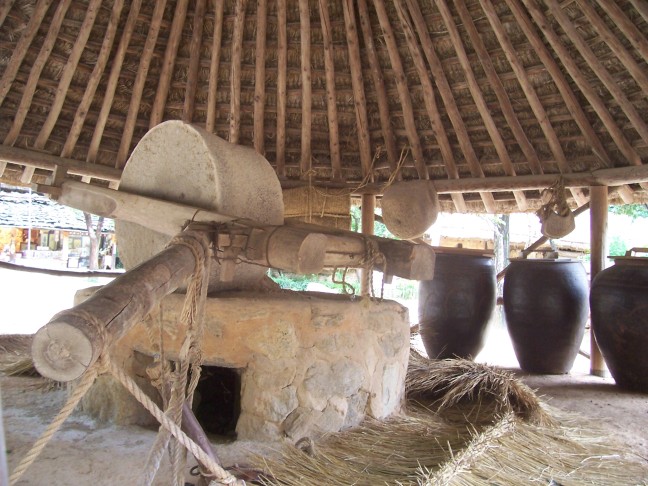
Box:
[32, 230, 210, 382]
[626, 247, 648, 257]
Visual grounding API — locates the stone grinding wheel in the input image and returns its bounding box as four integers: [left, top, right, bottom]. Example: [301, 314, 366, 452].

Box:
[116, 121, 284, 292]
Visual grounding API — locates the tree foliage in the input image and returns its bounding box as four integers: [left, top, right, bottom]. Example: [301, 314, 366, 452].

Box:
[608, 204, 648, 220]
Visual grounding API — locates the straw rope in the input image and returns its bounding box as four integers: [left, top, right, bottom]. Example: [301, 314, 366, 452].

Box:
[8, 357, 106, 485]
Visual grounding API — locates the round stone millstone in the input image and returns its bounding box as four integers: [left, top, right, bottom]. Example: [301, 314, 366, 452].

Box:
[116, 121, 284, 291]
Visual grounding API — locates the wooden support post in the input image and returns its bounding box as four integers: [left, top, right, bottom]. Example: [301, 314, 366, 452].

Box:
[361, 194, 375, 296]
[31, 230, 211, 382]
[589, 186, 608, 377]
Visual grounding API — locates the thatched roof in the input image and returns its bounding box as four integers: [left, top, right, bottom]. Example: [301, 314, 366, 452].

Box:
[0, 0, 647, 213]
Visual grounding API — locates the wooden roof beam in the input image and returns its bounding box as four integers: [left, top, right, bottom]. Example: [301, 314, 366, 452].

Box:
[0, 0, 52, 106]
[521, 0, 647, 194]
[253, 0, 268, 154]
[87, 0, 141, 164]
[116, 0, 167, 169]
[62, 0, 125, 165]
[318, 0, 342, 181]
[577, 0, 648, 101]
[299, 0, 312, 178]
[456, 0, 543, 178]
[150, 0, 189, 129]
[183, 0, 207, 123]
[342, 0, 372, 179]
[481, 0, 587, 206]
[439, 0, 527, 211]
[275, 0, 287, 177]
[356, 0, 399, 177]
[604, 1, 648, 66]
[0, 1, 14, 30]
[229, 0, 247, 145]
[372, 0, 428, 182]
[547, 0, 648, 147]
[34, 0, 102, 151]
[206, 0, 224, 133]
[397, 0, 467, 211]
[4, 0, 71, 185]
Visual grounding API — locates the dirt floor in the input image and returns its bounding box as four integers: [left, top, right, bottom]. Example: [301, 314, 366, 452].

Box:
[2, 364, 647, 485]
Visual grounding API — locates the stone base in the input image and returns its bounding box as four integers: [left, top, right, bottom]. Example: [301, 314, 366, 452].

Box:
[77, 289, 410, 442]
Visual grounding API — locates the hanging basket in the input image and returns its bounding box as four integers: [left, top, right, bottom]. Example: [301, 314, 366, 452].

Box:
[536, 178, 575, 239]
[540, 210, 575, 239]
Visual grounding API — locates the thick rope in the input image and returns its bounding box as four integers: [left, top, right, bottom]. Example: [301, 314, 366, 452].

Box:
[108, 360, 244, 485]
[9, 359, 105, 484]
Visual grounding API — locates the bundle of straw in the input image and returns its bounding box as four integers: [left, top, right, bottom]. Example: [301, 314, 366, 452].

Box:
[0, 334, 37, 376]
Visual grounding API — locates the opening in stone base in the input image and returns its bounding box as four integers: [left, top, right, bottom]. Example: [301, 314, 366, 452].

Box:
[193, 366, 241, 437]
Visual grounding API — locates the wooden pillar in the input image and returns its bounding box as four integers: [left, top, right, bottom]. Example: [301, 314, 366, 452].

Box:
[361, 194, 376, 296]
[589, 186, 608, 377]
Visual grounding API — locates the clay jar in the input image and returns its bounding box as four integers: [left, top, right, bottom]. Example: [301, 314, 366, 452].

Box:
[590, 251, 648, 392]
[418, 249, 496, 360]
[503, 259, 589, 374]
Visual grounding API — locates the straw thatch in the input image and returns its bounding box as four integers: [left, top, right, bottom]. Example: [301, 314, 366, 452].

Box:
[0, 334, 37, 376]
[1, 1, 647, 212]
[254, 351, 648, 485]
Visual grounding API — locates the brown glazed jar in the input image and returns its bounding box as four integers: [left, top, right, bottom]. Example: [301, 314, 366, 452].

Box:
[591, 250, 648, 392]
[503, 259, 589, 374]
[418, 249, 496, 360]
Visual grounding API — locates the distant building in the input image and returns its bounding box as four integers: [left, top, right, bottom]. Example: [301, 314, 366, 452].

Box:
[0, 184, 115, 268]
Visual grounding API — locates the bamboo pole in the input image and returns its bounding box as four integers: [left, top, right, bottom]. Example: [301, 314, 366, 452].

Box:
[434, 0, 527, 211]
[546, 0, 648, 147]
[589, 186, 608, 377]
[0, 0, 53, 106]
[34, 0, 102, 150]
[299, 0, 312, 178]
[275, 0, 287, 176]
[206, 0, 225, 133]
[356, 0, 399, 176]
[342, 0, 372, 179]
[183, 0, 207, 123]
[87, 0, 142, 163]
[62, 0, 125, 158]
[116, 0, 167, 168]
[361, 194, 376, 296]
[373, 0, 428, 181]
[253, 0, 268, 154]
[229, 0, 247, 144]
[150, 0, 190, 128]
[318, 0, 342, 181]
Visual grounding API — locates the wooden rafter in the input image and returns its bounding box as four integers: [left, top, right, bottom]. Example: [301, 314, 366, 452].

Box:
[87, 0, 141, 163]
[436, 0, 527, 211]
[342, 0, 372, 178]
[116, 0, 167, 168]
[183, 0, 207, 123]
[206, 0, 225, 133]
[34, 0, 102, 151]
[150, 0, 189, 128]
[520, 0, 644, 169]
[4, 0, 71, 147]
[603, 1, 648, 66]
[62, 0, 125, 160]
[577, 0, 648, 101]
[397, 0, 466, 211]
[0, 1, 15, 30]
[455, 0, 542, 176]
[275, 0, 287, 177]
[356, 0, 399, 176]
[229, 0, 248, 144]
[373, 0, 428, 180]
[0, 0, 53, 106]
[253, 0, 268, 154]
[481, 0, 587, 205]
[299, 0, 312, 178]
[547, 0, 648, 147]
[318, 0, 342, 180]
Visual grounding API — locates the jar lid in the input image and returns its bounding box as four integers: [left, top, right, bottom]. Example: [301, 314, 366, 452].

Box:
[509, 257, 580, 263]
[430, 246, 494, 257]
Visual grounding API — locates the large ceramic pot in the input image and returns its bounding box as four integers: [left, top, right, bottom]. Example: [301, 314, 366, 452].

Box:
[503, 259, 589, 374]
[418, 249, 496, 360]
[591, 250, 648, 392]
